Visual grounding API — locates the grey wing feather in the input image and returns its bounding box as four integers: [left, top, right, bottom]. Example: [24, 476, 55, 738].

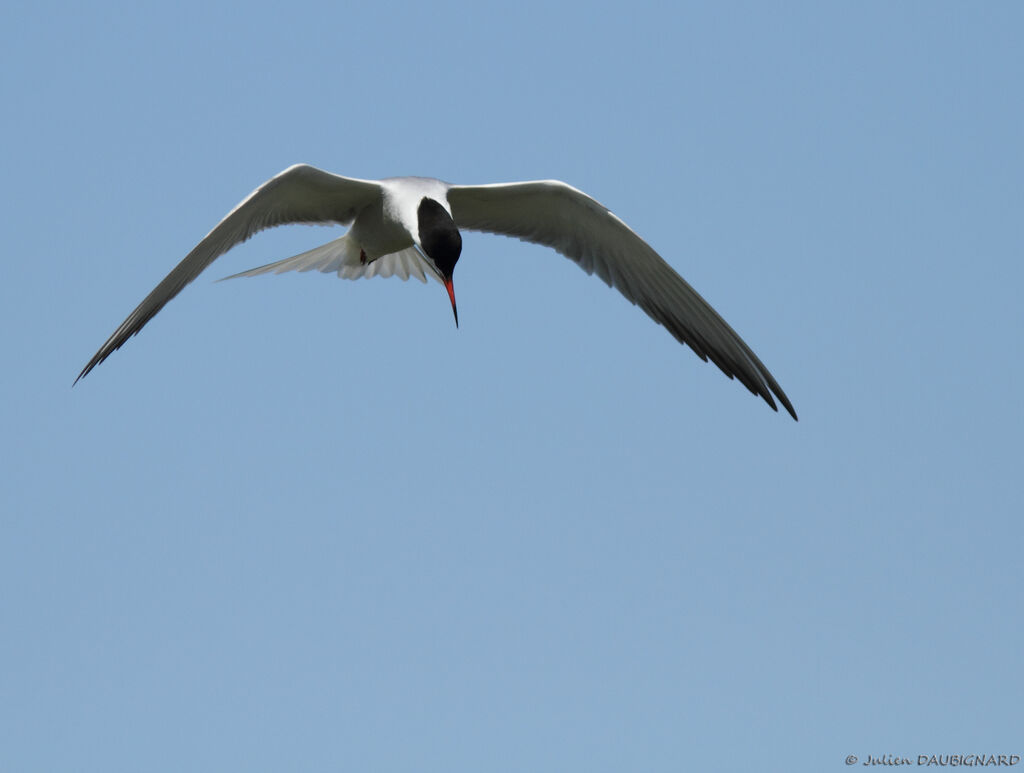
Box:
[76, 165, 382, 382]
[447, 180, 797, 419]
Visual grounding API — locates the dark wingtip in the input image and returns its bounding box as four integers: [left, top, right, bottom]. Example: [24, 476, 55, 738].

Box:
[73, 357, 100, 387]
[772, 397, 798, 421]
[763, 388, 798, 421]
[73, 361, 94, 387]
[776, 392, 798, 421]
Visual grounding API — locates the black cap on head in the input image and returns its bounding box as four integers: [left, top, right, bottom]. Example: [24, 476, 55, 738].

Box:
[418, 198, 462, 278]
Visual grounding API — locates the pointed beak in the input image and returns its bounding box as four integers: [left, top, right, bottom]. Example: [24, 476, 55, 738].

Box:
[443, 276, 458, 328]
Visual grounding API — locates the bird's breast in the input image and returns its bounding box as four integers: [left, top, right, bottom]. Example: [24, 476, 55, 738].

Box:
[349, 198, 416, 260]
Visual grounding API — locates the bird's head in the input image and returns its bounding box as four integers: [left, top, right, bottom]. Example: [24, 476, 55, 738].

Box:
[417, 197, 462, 326]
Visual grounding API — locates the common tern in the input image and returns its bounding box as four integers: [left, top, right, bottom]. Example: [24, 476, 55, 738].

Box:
[76, 164, 797, 419]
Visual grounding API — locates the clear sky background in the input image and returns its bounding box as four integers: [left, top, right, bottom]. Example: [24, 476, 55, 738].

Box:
[2, 2, 1021, 771]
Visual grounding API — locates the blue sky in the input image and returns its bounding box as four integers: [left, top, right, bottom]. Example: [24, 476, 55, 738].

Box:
[2, 2, 1021, 771]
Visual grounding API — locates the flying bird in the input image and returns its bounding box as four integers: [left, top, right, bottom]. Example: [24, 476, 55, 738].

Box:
[76, 164, 797, 419]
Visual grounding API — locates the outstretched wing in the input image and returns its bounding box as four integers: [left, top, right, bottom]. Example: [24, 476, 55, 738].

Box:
[447, 180, 796, 419]
[76, 164, 382, 382]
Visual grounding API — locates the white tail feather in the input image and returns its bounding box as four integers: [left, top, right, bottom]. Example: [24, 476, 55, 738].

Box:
[222, 233, 434, 283]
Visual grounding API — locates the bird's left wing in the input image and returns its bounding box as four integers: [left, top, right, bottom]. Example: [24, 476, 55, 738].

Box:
[447, 180, 796, 419]
[76, 165, 382, 382]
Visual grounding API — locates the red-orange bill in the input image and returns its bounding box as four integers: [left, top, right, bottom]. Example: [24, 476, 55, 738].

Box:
[444, 277, 458, 328]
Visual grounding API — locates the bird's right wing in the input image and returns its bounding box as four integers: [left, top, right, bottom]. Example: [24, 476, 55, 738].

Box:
[76, 165, 382, 382]
[447, 180, 796, 419]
